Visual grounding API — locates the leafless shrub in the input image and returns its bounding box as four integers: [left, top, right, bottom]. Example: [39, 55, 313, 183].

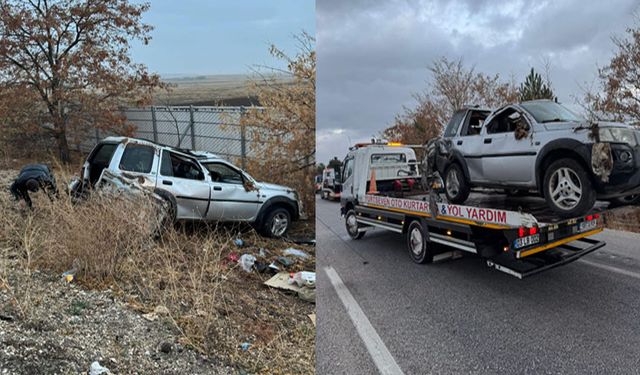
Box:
[0, 167, 315, 373]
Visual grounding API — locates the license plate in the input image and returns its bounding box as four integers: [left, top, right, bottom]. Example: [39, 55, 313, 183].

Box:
[514, 234, 540, 249]
[579, 220, 597, 232]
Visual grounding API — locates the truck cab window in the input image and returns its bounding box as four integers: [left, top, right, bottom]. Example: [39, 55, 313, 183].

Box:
[371, 153, 407, 164]
[119, 144, 154, 173]
[160, 151, 204, 180]
[203, 163, 244, 184]
[343, 158, 354, 181]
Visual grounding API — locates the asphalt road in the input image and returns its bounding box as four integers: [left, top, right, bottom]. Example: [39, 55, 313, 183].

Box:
[316, 197, 640, 375]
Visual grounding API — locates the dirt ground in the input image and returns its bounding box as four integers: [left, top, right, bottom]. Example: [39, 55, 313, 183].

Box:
[0, 167, 316, 374]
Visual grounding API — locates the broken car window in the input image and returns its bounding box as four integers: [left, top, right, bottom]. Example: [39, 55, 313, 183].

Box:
[486, 109, 529, 134]
[444, 110, 466, 137]
[203, 163, 243, 184]
[119, 144, 154, 173]
[462, 111, 490, 136]
[161, 151, 205, 180]
[90, 143, 118, 166]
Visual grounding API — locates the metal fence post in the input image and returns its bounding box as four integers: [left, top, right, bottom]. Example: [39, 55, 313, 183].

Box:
[189, 105, 196, 150]
[151, 106, 158, 142]
[240, 108, 247, 169]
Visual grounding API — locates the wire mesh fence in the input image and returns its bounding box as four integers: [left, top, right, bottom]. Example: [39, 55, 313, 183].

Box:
[76, 106, 264, 168]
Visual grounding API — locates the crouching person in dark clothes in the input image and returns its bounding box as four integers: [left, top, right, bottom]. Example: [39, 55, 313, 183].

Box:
[9, 164, 58, 208]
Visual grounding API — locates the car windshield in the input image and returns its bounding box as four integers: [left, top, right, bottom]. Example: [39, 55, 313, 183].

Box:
[520, 101, 583, 123]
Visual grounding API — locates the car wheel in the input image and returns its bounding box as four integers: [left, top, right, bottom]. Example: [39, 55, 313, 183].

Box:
[406, 221, 432, 264]
[543, 158, 596, 217]
[444, 163, 470, 204]
[345, 209, 365, 240]
[262, 207, 291, 238]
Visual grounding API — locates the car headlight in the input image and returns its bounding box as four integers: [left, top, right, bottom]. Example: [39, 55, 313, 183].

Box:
[600, 128, 638, 146]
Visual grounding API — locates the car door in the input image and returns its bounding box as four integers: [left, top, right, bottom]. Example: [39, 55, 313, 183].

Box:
[480, 108, 536, 185]
[202, 161, 260, 221]
[456, 110, 489, 182]
[156, 150, 211, 219]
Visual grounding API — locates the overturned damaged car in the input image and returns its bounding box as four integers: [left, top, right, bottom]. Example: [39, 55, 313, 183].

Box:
[69, 137, 303, 237]
[429, 99, 640, 217]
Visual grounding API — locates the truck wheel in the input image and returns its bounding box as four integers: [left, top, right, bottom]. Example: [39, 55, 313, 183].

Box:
[444, 163, 470, 204]
[345, 209, 365, 240]
[262, 207, 291, 238]
[406, 221, 432, 264]
[543, 158, 596, 217]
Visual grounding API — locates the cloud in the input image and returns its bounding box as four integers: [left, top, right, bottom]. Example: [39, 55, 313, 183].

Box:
[316, 0, 639, 163]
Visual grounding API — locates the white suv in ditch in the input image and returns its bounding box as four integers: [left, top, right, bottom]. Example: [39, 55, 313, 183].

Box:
[72, 137, 302, 237]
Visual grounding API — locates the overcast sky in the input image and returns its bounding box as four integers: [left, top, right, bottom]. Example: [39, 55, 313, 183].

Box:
[129, 0, 315, 76]
[316, 0, 639, 164]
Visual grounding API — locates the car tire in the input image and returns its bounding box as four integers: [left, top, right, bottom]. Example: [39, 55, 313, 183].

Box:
[444, 163, 470, 204]
[543, 158, 596, 217]
[262, 207, 291, 238]
[406, 221, 432, 264]
[345, 209, 365, 240]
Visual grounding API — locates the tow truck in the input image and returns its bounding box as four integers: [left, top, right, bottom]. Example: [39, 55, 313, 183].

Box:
[320, 167, 342, 201]
[340, 140, 607, 278]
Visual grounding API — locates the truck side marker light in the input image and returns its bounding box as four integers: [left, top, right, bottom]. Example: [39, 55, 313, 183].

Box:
[446, 230, 452, 236]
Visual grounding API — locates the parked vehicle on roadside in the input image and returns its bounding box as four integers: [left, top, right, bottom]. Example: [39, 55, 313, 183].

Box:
[314, 175, 322, 193]
[320, 167, 342, 200]
[435, 100, 640, 217]
[71, 137, 303, 237]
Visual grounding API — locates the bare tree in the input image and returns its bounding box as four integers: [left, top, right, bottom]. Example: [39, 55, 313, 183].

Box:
[582, 15, 640, 125]
[383, 57, 518, 144]
[241, 32, 315, 215]
[0, 0, 163, 162]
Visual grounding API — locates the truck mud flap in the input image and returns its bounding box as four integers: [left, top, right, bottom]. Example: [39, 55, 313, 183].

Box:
[486, 237, 605, 279]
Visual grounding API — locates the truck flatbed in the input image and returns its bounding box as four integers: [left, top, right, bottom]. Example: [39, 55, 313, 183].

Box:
[364, 191, 609, 227]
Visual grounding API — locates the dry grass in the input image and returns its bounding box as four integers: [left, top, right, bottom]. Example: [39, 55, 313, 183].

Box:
[605, 205, 640, 232]
[0, 167, 315, 373]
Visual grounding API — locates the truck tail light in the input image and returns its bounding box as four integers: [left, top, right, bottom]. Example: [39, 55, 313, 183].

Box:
[518, 226, 538, 237]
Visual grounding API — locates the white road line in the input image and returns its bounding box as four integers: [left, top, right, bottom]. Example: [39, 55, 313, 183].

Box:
[579, 259, 640, 280]
[323, 266, 405, 375]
